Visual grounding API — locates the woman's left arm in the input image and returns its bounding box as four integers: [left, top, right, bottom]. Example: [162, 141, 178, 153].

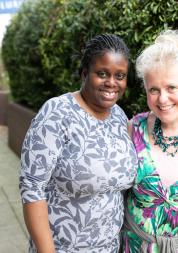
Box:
[127, 119, 133, 138]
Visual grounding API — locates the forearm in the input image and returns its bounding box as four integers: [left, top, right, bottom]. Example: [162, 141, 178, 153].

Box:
[23, 200, 55, 253]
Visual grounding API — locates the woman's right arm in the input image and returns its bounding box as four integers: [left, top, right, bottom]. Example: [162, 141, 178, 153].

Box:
[23, 200, 55, 253]
[20, 98, 63, 253]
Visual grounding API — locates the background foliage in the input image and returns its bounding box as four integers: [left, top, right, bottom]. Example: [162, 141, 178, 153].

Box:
[0, 50, 9, 91]
[2, 0, 178, 117]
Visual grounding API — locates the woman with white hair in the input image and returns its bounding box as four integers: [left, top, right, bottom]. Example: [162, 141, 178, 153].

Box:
[122, 30, 178, 253]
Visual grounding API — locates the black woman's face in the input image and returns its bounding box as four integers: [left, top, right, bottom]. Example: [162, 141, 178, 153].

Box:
[81, 51, 128, 113]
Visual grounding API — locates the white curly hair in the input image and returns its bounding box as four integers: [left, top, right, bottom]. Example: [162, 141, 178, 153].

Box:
[136, 30, 178, 85]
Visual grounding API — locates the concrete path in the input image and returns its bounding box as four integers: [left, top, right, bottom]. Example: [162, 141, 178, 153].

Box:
[0, 126, 28, 252]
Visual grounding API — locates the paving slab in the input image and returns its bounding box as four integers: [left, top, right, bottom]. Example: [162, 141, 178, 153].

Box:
[0, 126, 28, 252]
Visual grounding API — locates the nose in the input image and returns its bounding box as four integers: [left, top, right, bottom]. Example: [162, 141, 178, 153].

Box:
[158, 90, 168, 104]
[105, 76, 117, 87]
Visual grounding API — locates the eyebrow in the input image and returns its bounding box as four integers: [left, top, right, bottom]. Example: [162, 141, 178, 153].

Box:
[96, 67, 127, 72]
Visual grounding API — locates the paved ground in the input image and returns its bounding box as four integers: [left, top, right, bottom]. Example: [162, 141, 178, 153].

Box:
[0, 126, 28, 252]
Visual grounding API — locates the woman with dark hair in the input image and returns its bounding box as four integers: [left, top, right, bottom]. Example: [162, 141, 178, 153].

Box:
[19, 34, 137, 253]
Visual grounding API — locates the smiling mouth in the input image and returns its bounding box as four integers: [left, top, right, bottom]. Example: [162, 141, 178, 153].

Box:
[100, 90, 118, 100]
[103, 91, 116, 97]
[158, 105, 174, 111]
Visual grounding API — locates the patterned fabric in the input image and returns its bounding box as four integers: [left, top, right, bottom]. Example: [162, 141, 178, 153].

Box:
[19, 93, 137, 253]
[122, 112, 178, 253]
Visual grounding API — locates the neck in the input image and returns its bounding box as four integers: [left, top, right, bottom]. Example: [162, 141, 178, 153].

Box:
[160, 121, 178, 137]
[76, 90, 110, 120]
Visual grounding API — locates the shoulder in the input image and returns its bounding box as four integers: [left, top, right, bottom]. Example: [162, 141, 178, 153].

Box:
[31, 93, 73, 127]
[42, 93, 71, 108]
[112, 104, 128, 124]
[131, 112, 149, 126]
[37, 93, 73, 115]
[128, 112, 150, 138]
[147, 111, 156, 136]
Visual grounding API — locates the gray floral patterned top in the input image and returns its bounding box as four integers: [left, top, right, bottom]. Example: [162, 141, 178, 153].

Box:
[20, 93, 137, 253]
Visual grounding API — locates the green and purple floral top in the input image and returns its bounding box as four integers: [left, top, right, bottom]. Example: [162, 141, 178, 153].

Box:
[123, 112, 178, 253]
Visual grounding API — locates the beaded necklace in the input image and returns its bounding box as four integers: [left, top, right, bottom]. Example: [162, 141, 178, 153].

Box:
[152, 117, 178, 157]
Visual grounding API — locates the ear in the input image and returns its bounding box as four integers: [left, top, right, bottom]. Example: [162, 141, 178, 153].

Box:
[81, 69, 88, 81]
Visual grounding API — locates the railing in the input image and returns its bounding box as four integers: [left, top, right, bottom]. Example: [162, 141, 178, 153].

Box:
[0, 0, 25, 14]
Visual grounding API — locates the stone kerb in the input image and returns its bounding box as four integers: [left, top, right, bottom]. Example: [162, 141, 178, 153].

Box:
[8, 102, 36, 157]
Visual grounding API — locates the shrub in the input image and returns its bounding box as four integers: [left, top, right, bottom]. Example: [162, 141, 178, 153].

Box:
[2, 0, 61, 109]
[2, 0, 178, 117]
[0, 50, 9, 90]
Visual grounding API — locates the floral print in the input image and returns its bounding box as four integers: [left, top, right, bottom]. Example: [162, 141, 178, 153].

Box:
[19, 93, 137, 253]
[122, 112, 178, 253]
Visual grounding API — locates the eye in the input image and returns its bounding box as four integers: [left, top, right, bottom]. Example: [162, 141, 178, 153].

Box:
[167, 85, 178, 93]
[115, 73, 127, 80]
[148, 87, 160, 95]
[97, 71, 107, 78]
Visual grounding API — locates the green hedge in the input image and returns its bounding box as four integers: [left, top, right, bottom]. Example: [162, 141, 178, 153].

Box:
[2, 0, 178, 117]
[1, 0, 60, 108]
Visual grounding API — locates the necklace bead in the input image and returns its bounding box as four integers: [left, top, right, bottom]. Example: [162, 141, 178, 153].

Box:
[152, 118, 178, 157]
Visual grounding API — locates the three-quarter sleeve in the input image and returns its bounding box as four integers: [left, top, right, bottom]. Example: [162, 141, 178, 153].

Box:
[19, 98, 62, 203]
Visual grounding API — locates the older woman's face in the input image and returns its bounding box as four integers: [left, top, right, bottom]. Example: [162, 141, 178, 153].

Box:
[145, 64, 178, 126]
[81, 51, 128, 114]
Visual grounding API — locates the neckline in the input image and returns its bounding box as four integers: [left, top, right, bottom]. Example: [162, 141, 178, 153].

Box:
[69, 92, 113, 123]
[152, 117, 178, 157]
[143, 116, 178, 191]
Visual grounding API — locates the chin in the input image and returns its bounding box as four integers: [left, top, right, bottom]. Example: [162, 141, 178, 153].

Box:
[157, 115, 176, 124]
[102, 101, 116, 109]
